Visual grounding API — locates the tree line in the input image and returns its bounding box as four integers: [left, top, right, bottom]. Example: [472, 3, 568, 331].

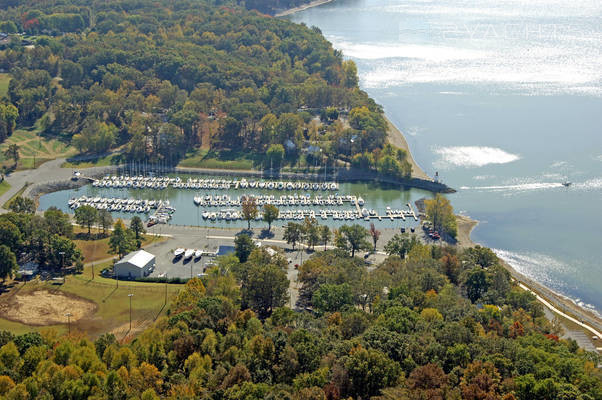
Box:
[0, 0, 411, 178]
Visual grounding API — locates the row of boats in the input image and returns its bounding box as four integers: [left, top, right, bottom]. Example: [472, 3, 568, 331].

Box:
[200, 207, 414, 222]
[67, 196, 171, 214]
[174, 248, 203, 260]
[92, 175, 340, 191]
[193, 194, 364, 207]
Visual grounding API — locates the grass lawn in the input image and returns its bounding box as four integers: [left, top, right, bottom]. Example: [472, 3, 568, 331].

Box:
[0, 123, 77, 171]
[178, 148, 255, 170]
[61, 153, 123, 169]
[2, 182, 30, 209]
[74, 228, 167, 264]
[0, 73, 11, 97]
[0, 180, 10, 197]
[0, 267, 183, 338]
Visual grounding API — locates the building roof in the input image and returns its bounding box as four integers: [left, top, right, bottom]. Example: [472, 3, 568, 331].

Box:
[117, 250, 155, 269]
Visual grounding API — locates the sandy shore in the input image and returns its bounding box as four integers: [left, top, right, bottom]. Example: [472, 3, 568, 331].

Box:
[385, 117, 432, 181]
[275, 0, 335, 17]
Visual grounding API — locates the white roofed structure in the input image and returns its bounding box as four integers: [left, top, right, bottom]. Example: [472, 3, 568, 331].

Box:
[114, 250, 155, 279]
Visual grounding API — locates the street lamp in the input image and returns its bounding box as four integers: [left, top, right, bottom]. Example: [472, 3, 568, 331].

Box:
[128, 294, 134, 331]
[65, 312, 72, 334]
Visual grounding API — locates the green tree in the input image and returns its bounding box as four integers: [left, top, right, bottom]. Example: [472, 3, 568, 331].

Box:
[463, 267, 489, 303]
[384, 233, 418, 259]
[74, 205, 98, 236]
[98, 209, 113, 236]
[302, 217, 320, 251]
[3, 144, 19, 166]
[284, 222, 302, 250]
[265, 144, 285, 169]
[242, 263, 289, 319]
[425, 194, 457, 238]
[319, 225, 331, 250]
[262, 204, 279, 233]
[0, 245, 17, 282]
[8, 196, 35, 214]
[129, 216, 145, 240]
[44, 207, 73, 238]
[235, 234, 255, 263]
[109, 220, 136, 258]
[345, 346, 401, 399]
[339, 224, 369, 257]
[47, 234, 82, 272]
[0, 220, 22, 253]
[312, 283, 353, 313]
[241, 196, 258, 230]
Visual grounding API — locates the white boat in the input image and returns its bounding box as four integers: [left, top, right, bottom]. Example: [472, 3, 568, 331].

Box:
[184, 249, 194, 259]
[193, 196, 202, 205]
[357, 197, 365, 206]
[174, 248, 185, 257]
[194, 250, 203, 258]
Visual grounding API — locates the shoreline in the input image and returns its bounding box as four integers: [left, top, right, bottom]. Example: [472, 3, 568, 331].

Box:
[275, 0, 335, 17]
[456, 214, 602, 348]
[385, 116, 431, 181]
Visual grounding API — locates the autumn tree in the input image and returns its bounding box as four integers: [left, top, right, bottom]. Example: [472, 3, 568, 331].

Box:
[369, 222, 381, 251]
[241, 196, 258, 230]
[425, 194, 457, 238]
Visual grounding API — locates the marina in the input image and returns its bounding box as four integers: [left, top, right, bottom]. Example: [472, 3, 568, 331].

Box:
[41, 173, 430, 229]
[93, 175, 340, 191]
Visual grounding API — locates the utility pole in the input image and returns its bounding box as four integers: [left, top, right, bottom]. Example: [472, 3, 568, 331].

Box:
[128, 293, 134, 331]
[59, 251, 66, 283]
[65, 312, 72, 334]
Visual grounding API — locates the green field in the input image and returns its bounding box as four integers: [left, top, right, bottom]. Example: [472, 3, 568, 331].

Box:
[0, 263, 183, 338]
[0, 124, 77, 170]
[178, 148, 255, 170]
[0, 180, 10, 197]
[61, 153, 123, 168]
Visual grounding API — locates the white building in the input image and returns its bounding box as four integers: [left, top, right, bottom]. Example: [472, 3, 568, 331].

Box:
[114, 250, 155, 279]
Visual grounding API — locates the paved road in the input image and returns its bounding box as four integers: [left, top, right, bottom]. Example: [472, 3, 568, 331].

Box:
[0, 158, 72, 210]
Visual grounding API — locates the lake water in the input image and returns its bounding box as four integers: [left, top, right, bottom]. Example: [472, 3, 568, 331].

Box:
[38, 177, 428, 230]
[289, 0, 602, 314]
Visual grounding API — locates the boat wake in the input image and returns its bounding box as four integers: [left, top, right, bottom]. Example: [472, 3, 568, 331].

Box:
[461, 178, 602, 193]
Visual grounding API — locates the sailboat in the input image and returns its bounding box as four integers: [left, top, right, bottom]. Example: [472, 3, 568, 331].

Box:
[562, 181, 572, 187]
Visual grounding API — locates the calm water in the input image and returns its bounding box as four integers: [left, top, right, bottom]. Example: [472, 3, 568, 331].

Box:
[290, 0, 602, 313]
[39, 178, 428, 230]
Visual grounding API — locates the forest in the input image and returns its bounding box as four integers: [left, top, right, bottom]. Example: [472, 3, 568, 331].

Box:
[0, 0, 411, 178]
[0, 223, 600, 399]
